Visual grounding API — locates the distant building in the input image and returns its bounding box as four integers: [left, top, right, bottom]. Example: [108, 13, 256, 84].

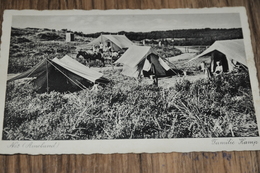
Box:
[66, 33, 75, 42]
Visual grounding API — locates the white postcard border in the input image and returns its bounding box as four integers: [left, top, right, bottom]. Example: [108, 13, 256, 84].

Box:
[1, 7, 260, 154]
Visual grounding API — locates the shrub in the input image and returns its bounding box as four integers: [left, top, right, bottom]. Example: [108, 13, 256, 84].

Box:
[37, 32, 64, 41]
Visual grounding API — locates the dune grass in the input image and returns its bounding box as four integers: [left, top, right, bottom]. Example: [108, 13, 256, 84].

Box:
[3, 69, 258, 140]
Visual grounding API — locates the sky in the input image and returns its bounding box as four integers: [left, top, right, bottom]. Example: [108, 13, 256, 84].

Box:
[12, 13, 241, 34]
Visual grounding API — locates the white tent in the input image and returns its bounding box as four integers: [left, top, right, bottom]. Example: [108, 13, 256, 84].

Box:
[189, 39, 247, 72]
[115, 45, 172, 78]
[87, 35, 134, 51]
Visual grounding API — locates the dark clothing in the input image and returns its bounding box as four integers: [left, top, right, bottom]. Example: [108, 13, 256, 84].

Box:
[147, 53, 166, 76]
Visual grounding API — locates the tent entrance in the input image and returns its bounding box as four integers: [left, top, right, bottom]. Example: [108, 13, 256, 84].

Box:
[35, 64, 91, 93]
[143, 53, 167, 77]
[211, 50, 229, 73]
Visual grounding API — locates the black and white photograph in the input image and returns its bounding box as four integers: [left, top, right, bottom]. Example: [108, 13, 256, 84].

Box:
[0, 8, 260, 154]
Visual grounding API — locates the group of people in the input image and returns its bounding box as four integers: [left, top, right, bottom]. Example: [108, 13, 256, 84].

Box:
[200, 61, 223, 79]
[92, 42, 112, 54]
[92, 42, 119, 63]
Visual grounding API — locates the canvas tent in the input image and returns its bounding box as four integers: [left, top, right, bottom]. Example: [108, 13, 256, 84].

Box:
[8, 55, 109, 92]
[115, 45, 176, 78]
[189, 39, 247, 73]
[87, 34, 134, 52]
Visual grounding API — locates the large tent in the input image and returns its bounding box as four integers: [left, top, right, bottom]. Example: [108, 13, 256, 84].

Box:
[189, 39, 247, 73]
[8, 55, 109, 92]
[115, 45, 176, 78]
[87, 34, 134, 51]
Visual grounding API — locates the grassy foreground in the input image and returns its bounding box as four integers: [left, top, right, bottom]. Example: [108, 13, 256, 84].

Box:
[3, 69, 258, 140]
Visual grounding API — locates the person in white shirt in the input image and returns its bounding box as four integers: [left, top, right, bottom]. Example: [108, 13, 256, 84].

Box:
[214, 61, 223, 76]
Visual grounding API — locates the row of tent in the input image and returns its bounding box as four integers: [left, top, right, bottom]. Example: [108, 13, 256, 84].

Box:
[87, 34, 179, 77]
[87, 35, 247, 76]
[8, 35, 248, 92]
[8, 46, 174, 92]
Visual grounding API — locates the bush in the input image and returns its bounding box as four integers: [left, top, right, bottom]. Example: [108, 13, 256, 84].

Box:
[16, 37, 31, 43]
[37, 31, 64, 41]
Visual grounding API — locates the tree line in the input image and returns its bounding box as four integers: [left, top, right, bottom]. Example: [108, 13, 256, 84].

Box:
[11, 27, 243, 46]
[85, 28, 241, 39]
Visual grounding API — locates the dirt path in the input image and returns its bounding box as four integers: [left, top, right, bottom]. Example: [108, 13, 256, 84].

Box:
[175, 46, 201, 53]
[90, 65, 123, 72]
[157, 73, 206, 88]
[167, 53, 196, 63]
[84, 65, 207, 89]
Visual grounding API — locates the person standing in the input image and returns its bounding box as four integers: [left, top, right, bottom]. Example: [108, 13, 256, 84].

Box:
[99, 42, 103, 53]
[92, 45, 96, 53]
[150, 63, 158, 86]
[147, 55, 159, 86]
[200, 61, 206, 72]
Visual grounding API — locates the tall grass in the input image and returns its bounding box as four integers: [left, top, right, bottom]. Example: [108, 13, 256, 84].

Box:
[3, 70, 258, 140]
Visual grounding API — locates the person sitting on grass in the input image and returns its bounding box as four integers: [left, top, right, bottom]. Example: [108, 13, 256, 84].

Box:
[91, 83, 100, 92]
[150, 74, 158, 86]
[214, 61, 223, 76]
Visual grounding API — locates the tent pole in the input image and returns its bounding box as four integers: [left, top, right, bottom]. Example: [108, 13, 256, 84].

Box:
[46, 59, 85, 90]
[46, 56, 49, 93]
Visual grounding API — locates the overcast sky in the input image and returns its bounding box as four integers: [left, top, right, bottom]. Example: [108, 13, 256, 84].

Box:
[12, 13, 241, 34]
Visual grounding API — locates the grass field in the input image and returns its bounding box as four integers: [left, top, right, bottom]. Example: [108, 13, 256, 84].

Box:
[3, 68, 258, 140]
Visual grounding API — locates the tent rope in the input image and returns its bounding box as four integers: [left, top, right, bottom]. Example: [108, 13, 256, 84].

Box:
[46, 59, 86, 90]
[75, 79, 88, 89]
[160, 57, 179, 75]
[24, 56, 47, 78]
[46, 57, 49, 93]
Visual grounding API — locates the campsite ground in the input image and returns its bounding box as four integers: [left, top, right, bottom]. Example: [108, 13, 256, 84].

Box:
[70, 48, 206, 90]
[91, 63, 207, 89]
[4, 65, 258, 140]
[157, 73, 206, 88]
